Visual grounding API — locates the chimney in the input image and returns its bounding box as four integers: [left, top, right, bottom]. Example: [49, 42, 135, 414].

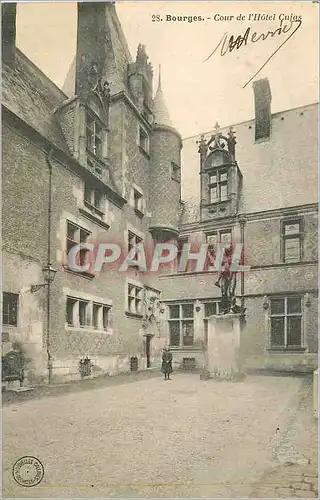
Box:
[253, 78, 272, 141]
[2, 3, 17, 67]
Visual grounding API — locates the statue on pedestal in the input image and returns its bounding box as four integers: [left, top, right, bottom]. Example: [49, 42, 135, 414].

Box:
[215, 251, 246, 315]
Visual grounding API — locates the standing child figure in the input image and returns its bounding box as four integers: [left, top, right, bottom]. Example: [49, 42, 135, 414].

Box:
[161, 347, 173, 380]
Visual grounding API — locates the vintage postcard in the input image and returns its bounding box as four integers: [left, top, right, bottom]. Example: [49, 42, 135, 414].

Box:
[2, 1, 318, 498]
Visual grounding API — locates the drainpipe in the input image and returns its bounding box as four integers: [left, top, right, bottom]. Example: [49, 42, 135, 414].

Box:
[46, 148, 54, 384]
[239, 217, 246, 313]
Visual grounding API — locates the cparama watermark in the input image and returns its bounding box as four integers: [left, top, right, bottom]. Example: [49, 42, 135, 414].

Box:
[66, 242, 251, 275]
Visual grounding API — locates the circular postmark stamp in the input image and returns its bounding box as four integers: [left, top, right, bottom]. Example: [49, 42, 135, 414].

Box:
[304, 271, 314, 280]
[12, 456, 44, 487]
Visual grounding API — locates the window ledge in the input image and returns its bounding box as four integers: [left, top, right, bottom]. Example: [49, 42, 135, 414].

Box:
[267, 347, 306, 353]
[64, 266, 96, 280]
[134, 208, 144, 219]
[201, 200, 230, 208]
[138, 146, 150, 160]
[83, 200, 104, 217]
[66, 326, 113, 335]
[255, 135, 271, 144]
[169, 345, 202, 350]
[79, 208, 110, 230]
[125, 311, 143, 319]
[86, 149, 107, 166]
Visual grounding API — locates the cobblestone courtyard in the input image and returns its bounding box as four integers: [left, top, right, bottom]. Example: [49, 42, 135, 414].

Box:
[3, 372, 318, 498]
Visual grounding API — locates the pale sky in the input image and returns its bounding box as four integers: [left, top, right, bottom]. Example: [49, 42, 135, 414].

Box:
[16, 1, 319, 138]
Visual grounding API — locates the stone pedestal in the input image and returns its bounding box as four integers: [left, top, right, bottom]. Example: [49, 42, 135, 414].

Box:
[206, 314, 245, 380]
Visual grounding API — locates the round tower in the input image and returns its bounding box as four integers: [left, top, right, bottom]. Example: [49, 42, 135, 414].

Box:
[149, 68, 182, 242]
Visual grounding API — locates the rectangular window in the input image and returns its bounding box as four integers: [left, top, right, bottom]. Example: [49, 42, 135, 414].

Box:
[205, 230, 232, 268]
[128, 230, 143, 253]
[171, 162, 181, 182]
[2, 292, 18, 326]
[92, 303, 110, 330]
[168, 303, 194, 347]
[92, 303, 100, 329]
[204, 301, 220, 318]
[269, 296, 302, 349]
[127, 284, 143, 315]
[87, 159, 102, 177]
[67, 221, 91, 268]
[66, 297, 110, 331]
[86, 113, 103, 158]
[139, 127, 149, 154]
[133, 189, 143, 214]
[84, 185, 104, 215]
[66, 297, 76, 327]
[209, 169, 228, 203]
[206, 230, 232, 246]
[79, 300, 90, 327]
[169, 321, 180, 347]
[103, 306, 109, 330]
[282, 221, 302, 263]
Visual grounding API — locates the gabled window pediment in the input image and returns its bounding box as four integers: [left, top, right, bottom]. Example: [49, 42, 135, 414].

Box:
[205, 149, 232, 169]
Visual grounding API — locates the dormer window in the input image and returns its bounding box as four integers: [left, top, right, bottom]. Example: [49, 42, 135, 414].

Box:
[86, 112, 103, 158]
[209, 169, 228, 203]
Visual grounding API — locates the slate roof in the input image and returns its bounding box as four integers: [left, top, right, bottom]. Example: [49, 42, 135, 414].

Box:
[2, 48, 125, 202]
[2, 49, 69, 152]
[153, 70, 173, 128]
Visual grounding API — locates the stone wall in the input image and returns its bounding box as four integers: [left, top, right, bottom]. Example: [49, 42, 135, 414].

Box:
[2, 100, 168, 382]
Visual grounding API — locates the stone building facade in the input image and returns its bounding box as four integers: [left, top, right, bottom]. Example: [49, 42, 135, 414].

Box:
[159, 81, 318, 373]
[2, 3, 182, 383]
[2, 2, 318, 383]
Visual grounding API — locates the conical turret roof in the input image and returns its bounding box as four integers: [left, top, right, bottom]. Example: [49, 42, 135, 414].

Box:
[153, 66, 173, 127]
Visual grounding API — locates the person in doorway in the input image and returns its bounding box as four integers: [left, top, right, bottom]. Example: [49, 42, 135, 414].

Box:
[161, 346, 173, 381]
